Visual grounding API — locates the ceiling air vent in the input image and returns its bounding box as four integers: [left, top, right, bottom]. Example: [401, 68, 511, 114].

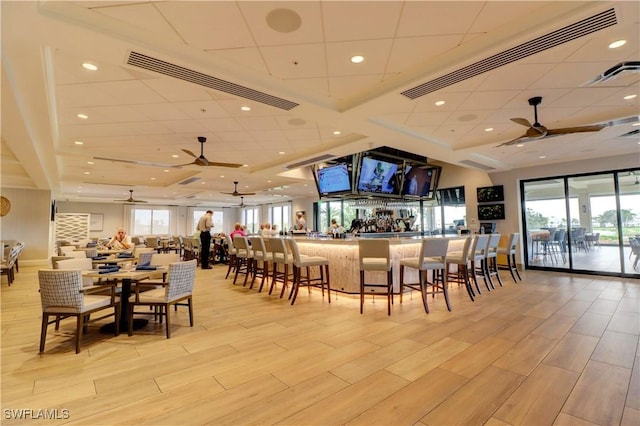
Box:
[286, 154, 337, 169]
[126, 51, 299, 111]
[179, 177, 201, 185]
[459, 159, 495, 171]
[401, 8, 617, 99]
[587, 61, 640, 85]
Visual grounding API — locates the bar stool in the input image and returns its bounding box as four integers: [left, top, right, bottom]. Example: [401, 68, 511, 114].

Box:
[232, 236, 254, 286]
[445, 236, 476, 301]
[399, 238, 449, 314]
[248, 236, 272, 291]
[225, 235, 238, 279]
[470, 234, 491, 293]
[269, 237, 294, 298]
[358, 239, 393, 315]
[497, 233, 522, 283]
[288, 239, 330, 305]
[485, 233, 503, 288]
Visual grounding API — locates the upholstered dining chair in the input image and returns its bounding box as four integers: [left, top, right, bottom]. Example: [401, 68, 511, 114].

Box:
[358, 239, 393, 315]
[128, 259, 197, 339]
[485, 233, 503, 288]
[287, 238, 330, 306]
[399, 238, 450, 314]
[38, 269, 120, 353]
[224, 235, 238, 279]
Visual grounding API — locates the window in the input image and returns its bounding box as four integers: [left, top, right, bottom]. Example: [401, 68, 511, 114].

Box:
[192, 210, 224, 234]
[270, 203, 291, 235]
[242, 207, 259, 233]
[132, 208, 170, 235]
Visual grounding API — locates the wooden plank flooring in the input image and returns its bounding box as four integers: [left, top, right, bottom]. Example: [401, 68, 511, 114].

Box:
[1, 264, 639, 425]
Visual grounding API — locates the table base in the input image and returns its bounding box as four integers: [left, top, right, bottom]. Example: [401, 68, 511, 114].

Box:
[100, 318, 148, 334]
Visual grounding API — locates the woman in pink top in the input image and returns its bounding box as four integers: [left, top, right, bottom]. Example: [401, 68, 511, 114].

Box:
[229, 222, 246, 239]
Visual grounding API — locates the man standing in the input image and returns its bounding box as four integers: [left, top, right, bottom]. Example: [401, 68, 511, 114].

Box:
[197, 210, 213, 269]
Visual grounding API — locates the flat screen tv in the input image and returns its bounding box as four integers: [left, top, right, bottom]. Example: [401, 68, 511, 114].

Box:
[357, 156, 401, 196]
[315, 163, 352, 196]
[477, 185, 504, 203]
[478, 203, 505, 220]
[438, 186, 465, 205]
[402, 165, 440, 198]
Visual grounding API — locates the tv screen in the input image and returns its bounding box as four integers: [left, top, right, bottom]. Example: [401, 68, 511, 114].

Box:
[357, 157, 400, 195]
[478, 203, 505, 220]
[439, 187, 465, 205]
[477, 185, 504, 203]
[402, 166, 439, 198]
[316, 163, 351, 195]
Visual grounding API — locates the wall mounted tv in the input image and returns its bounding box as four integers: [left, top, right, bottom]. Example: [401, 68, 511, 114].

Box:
[477, 185, 504, 203]
[402, 165, 441, 199]
[356, 156, 401, 196]
[477, 203, 505, 220]
[314, 163, 352, 197]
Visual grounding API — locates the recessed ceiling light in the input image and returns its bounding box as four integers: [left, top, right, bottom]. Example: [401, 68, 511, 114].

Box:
[435, 100, 445, 106]
[539, 155, 547, 159]
[163, 169, 169, 173]
[484, 127, 493, 132]
[74, 141, 84, 145]
[150, 177, 156, 180]
[172, 154, 179, 158]
[279, 151, 285, 155]
[220, 175, 224, 178]
[83, 171, 90, 175]
[267, 180, 272, 183]
[623, 94, 637, 100]
[201, 181, 206, 184]
[242, 164, 249, 167]
[351, 55, 364, 64]
[87, 161, 94, 165]
[77, 113, 88, 119]
[516, 144, 525, 147]
[333, 130, 341, 135]
[241, 106, 251, 111]
[82, 62, 98, 71]
[608, 40, 626, 49]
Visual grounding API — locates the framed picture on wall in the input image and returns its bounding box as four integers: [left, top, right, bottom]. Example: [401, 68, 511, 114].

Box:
[477, 204, 505, 221]
[90, 213, 104, 231]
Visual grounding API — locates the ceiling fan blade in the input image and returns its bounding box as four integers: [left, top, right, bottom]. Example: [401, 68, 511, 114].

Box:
[181, 149, 198, 158]
[511, 118, 532, 128]
[496, 134, 530, 147]
[546, 125, 606, 135]
[93, 156, 179, 168]
[201, 161, 244, 168]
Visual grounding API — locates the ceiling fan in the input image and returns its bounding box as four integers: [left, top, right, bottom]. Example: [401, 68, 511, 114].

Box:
[497, 96, 606, 147]
[222, 181, 256, 197]
[177, 137, 243, 168]
[115, 189, 148, 203]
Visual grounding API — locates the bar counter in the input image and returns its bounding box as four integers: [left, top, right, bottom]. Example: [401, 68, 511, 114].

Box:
[290, 235, 466, 294]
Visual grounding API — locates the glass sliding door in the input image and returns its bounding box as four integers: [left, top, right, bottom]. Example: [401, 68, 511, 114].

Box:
[619, 170, 640, 275]
[568, 173, 620, 274]
[522, 169, 640, 278]
[522, 179, 569, 269]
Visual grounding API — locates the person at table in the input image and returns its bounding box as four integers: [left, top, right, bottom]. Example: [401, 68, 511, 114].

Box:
[197, 210, 213, 269]
[107, 228, 133, 250]
[294, 211, 307, 231]
[229, 222, 246, 240]
[261, 223, 273, 238]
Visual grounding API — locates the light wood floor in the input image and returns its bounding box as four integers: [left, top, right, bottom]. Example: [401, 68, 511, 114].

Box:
[2, 263, 639, 425]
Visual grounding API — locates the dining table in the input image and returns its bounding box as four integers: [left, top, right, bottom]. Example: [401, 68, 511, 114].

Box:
[83, 267, 165, 334]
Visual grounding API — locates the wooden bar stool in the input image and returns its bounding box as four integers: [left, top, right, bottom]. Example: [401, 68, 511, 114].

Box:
[288, 239, 330, 305]
[445, 236, 476, 301]
[497, 233, 522, 283]
[224, 235, 238, 279]
[248, 236, 272, 291]
[399, 238, 449, 314]
[269, 238, 294, 298]
[358, 239, 393, 315]
[485, 233, 503, 288]
[232, 236, 253, 286]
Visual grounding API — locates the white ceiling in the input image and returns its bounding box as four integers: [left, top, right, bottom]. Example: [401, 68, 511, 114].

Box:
[2, 1, 639, 206]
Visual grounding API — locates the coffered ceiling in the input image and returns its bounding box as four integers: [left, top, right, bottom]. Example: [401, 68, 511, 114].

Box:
[2, 1, 639, 206]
